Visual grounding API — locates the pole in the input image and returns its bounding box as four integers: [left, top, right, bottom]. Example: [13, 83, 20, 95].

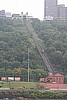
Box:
[28, 47, 30, 82]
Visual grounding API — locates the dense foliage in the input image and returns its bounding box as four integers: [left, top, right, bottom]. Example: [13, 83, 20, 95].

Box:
[0, 90, 67, 99]
[32, 19, 67, 73]
[21, 90, 67, 99]
[0, 18, 46, 81]
[0, 18, 67, 81]
[0, 18, 44, 69]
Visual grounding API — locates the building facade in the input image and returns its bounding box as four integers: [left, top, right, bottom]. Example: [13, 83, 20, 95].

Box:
[40, 73, 64, 84]
[44, 0, 67, 20]
[44, 0, 57, 19]
[57, 4, 66, 19]
[65, 7, 67, 19]
[5, 12, 11, 18]
[0, 10, 6, 17]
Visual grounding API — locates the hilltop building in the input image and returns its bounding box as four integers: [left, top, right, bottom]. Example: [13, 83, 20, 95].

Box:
[12, 14, 21, 19]
[0, 10, 6, 17]
[21, 12, 33, 20]
[12, 12, 33, 20]
[0, 10, 33, 20]
[5, 12, 11, 18]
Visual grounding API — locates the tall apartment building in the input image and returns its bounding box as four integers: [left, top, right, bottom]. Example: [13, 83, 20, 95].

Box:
[44, 0, 58, 19]
[44, 0, 67, 20]
[57, 4, 66, 19]
[65, 7, 67, 18]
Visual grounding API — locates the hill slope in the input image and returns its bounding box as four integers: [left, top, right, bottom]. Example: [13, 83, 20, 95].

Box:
[31, 19, 67, 74]
[0, 18, 44, 70]
[0, 18, 67, 81]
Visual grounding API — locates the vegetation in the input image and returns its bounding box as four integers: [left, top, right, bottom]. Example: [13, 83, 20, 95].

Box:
[31, 19, 67, 82]
[0, 81, 37, 89]
[0, 80, 67, 99]
[0, 81, 67, 99]
[0, 89, 67, 99]
[0, 18, 67, 82]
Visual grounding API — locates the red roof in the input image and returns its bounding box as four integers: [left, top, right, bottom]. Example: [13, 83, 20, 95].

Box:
[55, 73, 63, 77]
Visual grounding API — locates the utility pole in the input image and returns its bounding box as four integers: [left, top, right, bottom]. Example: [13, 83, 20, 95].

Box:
[28, 47, 30, 82]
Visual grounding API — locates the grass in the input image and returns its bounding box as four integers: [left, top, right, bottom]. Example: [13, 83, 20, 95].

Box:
[0, 81, 37, 89]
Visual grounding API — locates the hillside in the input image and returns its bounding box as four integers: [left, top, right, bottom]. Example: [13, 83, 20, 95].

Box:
[0, 18, 67, 81]
[31, 19, 67, 73]
[0, 18, 44, 68]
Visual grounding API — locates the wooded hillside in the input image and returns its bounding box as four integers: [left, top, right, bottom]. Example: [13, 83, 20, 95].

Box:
[32, 19, 67, 73]
[0, 18, 67, 81]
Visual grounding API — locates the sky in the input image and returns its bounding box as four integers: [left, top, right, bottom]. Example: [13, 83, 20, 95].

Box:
[0, 0, 67, 20]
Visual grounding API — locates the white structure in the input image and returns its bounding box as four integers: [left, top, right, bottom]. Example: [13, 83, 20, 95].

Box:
[21, 12, 33, 20]
[5, 12, 11, 18]
[8, 77, 14, 81]
[45, 16, 53, 20]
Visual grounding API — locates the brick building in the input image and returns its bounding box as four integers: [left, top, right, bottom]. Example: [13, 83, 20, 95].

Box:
[40, 73, 64, 84]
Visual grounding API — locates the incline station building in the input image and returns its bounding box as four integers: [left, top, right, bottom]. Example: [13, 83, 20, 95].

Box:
[40, 73, 64, 84]
[39, 73, 67, 90]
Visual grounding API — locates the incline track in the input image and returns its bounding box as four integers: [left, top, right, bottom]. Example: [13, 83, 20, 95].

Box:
[24, 20, 55, 74]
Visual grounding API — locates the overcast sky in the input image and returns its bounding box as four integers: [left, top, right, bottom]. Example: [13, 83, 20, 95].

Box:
[0, 0, 67, 19]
